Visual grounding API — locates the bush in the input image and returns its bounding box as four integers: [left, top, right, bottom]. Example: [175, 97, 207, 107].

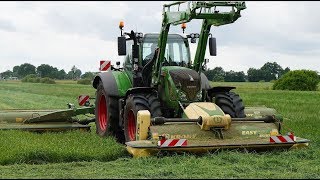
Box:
[40, 77, 56, 84]
[31, 77, 41, 83]
[22, 75, 56, 84]
[272, 70, 319, 91]
[77, 78, 92, 85]
[21, 74, 38, 82]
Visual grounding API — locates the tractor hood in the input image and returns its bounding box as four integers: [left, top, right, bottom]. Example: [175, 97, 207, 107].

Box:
[162, 66, 201, 102]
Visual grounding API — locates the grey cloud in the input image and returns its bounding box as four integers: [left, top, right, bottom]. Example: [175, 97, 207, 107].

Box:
[208, 1, 320, 56]
[42, 1, 164, 42]
[42, 1, 184, 41]
[0, 19, 16, 32]
[44, 4, 118, 40]
[1, 1, 320, 73]
[41, 1, 320, 67]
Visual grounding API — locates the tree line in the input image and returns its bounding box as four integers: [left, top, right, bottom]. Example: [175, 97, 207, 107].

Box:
[0, 61, 310, 83]
[0, 63, 97, 80]
[203, 62, 291, 82]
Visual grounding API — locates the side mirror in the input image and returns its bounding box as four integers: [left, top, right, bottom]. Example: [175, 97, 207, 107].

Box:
[118, 36, 126, 56]
[209, 37, 216, 56]
[132, 44, 139, 59]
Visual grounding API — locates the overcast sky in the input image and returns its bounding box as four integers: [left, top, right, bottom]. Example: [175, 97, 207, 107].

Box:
[0, 1, 319, 74]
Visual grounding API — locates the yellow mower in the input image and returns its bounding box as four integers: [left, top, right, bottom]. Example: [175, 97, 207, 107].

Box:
[126, 104, 309, 157]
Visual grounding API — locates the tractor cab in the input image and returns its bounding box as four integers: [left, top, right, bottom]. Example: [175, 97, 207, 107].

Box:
[141, 33, 191, 68]
[121, 33, 192, 72]
[120, 31, 195, 89]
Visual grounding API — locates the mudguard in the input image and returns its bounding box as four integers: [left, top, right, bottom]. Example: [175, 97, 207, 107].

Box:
[93, 71, 119, 97]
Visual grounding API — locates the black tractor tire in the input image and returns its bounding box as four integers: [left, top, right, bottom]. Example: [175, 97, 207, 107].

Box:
[146, 93, 162, 118]
[95, 81, 119, 137]
[123, 92, 162, 142]
[214, 91, 245, 118]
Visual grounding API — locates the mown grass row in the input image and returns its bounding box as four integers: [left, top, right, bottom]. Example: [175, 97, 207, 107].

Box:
[1, 149, 319, 179]
[0, 129, 128, 165]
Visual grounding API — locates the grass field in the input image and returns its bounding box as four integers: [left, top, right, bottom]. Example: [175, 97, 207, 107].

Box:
[0, 80, 319, 178]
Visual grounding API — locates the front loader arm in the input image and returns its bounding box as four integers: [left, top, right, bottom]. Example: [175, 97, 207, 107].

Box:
[192, 1, 246, 72]
[152, 1, 246, 84]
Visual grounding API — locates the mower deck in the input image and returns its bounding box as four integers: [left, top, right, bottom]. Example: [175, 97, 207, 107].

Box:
[126, 137, 309, 158]
[125, 106, 310, 158]
[0, 107, 94, 132]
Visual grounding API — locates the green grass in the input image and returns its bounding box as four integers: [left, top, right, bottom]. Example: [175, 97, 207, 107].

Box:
[0, 80, 95, 109]
[0, 150, 319, 179]
[0, 80, 319, 178]
[0, 130, 128, 166]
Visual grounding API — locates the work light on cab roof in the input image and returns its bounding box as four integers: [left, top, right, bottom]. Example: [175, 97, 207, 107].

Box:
[119, 21, 124, 29]
[119, 21, 124, 36]
[181, 23, 186, 33]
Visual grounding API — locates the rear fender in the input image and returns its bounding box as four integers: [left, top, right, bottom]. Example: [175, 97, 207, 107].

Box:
[93, 71, 132, 129]
[93, 71, 119, 97]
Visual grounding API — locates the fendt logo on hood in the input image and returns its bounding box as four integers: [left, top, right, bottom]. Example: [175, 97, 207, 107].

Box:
[188, 74, 194, 82]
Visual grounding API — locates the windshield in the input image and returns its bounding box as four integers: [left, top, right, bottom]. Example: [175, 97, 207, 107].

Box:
[142, 34, 190, 66]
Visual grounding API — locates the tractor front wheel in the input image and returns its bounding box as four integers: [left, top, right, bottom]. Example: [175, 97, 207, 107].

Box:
[123, 92, 162, 142]
[213, 91, 245, 118]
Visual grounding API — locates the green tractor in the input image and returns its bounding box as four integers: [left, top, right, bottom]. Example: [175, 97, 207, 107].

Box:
[92, 1, 309, 157]
[93, 1, 245, 142]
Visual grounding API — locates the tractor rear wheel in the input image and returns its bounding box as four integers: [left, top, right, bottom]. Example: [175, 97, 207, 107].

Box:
[123, 92, 162, 142]
[95, 81, 119, 137]
[214, 91, 245, 118]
